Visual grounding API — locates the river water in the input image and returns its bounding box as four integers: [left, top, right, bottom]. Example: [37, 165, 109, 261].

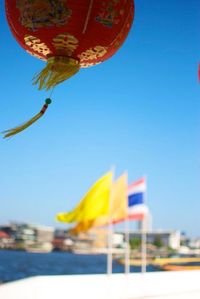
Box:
[0, 250, 157, 283]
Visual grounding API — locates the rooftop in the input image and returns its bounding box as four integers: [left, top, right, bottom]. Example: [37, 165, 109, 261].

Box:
[0, 271, 200, 299]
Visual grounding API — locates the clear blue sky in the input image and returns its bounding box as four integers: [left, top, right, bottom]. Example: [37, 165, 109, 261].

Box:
[0, 1, 199, 237]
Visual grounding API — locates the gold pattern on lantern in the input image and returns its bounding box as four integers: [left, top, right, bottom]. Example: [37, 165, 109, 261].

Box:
[26, 50, 46, 61]
[78, 46, 107, 62]
[53, 33, 79, 56]
[96, 1, 126, 27]
[24, 35, 52, 57]
[80, 62, 101, 68]
[17, 0, 72, 31]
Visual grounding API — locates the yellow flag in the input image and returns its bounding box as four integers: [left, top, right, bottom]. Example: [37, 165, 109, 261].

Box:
[70, 173, 128, 234]
[56, 172, 112, 223]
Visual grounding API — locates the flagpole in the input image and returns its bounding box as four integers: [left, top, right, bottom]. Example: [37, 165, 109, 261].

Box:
[107, 166, 115, 276]
[125, 219, 130, 274]
[141, 216, 147, 273]
[124, 172, 130, 275]
[141, 176, 147, 274]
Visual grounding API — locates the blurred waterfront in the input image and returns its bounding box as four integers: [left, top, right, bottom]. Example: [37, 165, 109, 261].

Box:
[0, 250, 158, 284]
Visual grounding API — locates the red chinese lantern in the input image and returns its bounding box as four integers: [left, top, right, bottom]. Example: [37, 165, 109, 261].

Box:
[4, 0, 134, 137]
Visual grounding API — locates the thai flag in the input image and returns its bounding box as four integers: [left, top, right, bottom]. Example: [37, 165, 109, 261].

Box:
[128, 178, 148, 220]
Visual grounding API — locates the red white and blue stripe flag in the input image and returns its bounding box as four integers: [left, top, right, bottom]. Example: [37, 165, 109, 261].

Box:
[128, 178, 148, 220]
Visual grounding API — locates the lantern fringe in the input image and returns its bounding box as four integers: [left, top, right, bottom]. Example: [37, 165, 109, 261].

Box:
[2, 98, 52, 138]
[33, 56, 80, 90]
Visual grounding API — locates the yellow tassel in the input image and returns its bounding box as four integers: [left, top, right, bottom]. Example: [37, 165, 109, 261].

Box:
[2, 98, 52, 138]
[33, 57, 80, 90]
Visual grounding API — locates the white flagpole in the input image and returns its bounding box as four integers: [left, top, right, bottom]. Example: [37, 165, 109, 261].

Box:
[124, 172, 130, 275]
[141, 216, 147, 273]
[107, 166, 115, 275]
[141, 176, 147, 273]
[125, 218, 130, 274]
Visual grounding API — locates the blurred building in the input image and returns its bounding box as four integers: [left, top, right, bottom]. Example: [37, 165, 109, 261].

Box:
[53, 229, 74, 251]
[189, 238, 200, 249]
[127, 230, 181, 250]
[0, 231, 14, 249]
[35, 226, 54, 243]
[0, 223, 36, 244]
